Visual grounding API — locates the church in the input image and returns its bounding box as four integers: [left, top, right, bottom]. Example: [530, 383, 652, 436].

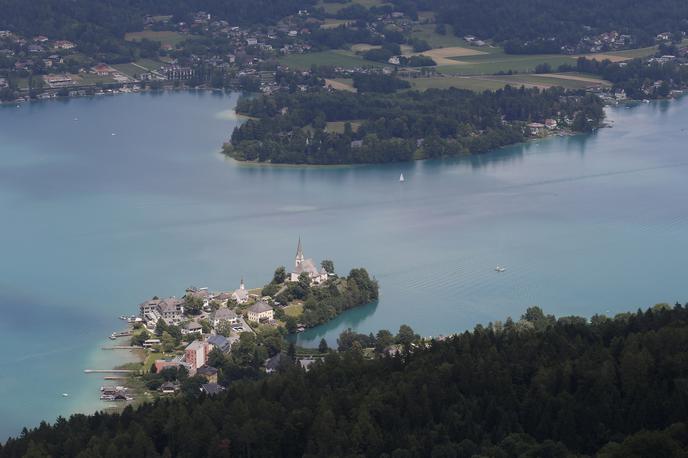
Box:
[290, 238, 329, 284]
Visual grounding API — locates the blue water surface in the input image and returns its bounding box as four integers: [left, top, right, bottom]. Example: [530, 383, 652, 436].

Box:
[1, 91, 687, 439]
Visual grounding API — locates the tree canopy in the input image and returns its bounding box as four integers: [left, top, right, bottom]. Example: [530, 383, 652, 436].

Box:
[3, 303, 688, 456]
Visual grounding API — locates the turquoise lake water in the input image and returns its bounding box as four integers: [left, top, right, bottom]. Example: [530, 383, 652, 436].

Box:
[1, 91, 687, 439]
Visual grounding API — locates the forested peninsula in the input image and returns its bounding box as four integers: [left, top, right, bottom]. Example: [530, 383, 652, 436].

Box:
[224, 85, 605, 165]
[3, 303, 688, 457]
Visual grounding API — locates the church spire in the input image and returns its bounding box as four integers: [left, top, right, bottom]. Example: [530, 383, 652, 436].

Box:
[295, 236, 304, 267]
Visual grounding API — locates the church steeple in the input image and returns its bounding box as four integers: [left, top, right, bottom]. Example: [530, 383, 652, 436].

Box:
[295, 237, 304, 268]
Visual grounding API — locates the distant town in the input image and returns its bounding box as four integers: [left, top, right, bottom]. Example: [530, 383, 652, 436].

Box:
[1, 7, 687, 105]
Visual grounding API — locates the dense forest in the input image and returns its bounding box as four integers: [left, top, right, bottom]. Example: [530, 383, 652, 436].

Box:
[3, 303, 688, 456]
[0, 0, 313, 52]
[3, 0, 686, 58]
[392, 0, 688, 53]
[226, 86, 604, 164]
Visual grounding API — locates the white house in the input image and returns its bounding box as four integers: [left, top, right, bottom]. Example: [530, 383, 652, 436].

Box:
[212, 307, 239, 327]
[289, 238, 329, 284]
[182, 321, 203, 335]
[247, 301, 274, 323]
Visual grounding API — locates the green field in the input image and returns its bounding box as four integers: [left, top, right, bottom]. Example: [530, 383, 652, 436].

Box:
[409, 24, 486, 50]
[405, 72, 611, 92]
[124, 31, 190, 47]
[280, 50, 385, 69]
[111, 59, 165, 77]
[600, 45, 659, 59]
[111, 63, 145, 78]
[74, 74, 118, 85]
[316, 0, 391, 14]
[321, 19, 353, 29]
[133, 59, 166, 72]
[325, 119, 363, 133]
[437, 52, 579, 75]
[405, 76, 508, 92]
[284, 303, 304, 318]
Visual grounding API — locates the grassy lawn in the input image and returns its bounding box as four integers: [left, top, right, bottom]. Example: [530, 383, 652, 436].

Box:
[321, 19, 353, 29]
[411, 24, 470, 49]
[111, 63, 146, 78]
[405, 76, 511, 92]
[405, 72, 611, 92]
[600, 45, 659, 60]
[409, 24, 501, 51]
[280, 50, 385, 69]
[316, 0, 391, 14]
[432, 45, 665, 75]
[124, 31, 190, 47]
[133, 58, 166, 72]
[73, 74, 118, 85]
[438, 53, 578, 75]
[284, 303, 304, 318]
[325, 119, 363, 133]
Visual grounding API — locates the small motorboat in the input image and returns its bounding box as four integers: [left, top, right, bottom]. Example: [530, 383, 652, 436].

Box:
[495, 265, 506, 273]
[62, 393, 69, 397]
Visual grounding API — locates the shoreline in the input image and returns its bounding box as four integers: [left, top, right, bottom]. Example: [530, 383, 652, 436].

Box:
[222, 126, 591, 168]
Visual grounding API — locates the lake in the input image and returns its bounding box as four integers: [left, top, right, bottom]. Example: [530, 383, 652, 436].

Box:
[1, 91, 687, 440]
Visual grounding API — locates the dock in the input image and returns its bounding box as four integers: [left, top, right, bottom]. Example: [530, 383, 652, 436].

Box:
[103, 376, 128, 380]
[110, 331, 132, 337]
[101, 346, 142, 350]
[84, 369, 135, 374]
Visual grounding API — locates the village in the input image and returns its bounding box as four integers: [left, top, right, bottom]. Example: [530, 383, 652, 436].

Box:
[2, 5, 688, 105]
[94, 238, 379, 403]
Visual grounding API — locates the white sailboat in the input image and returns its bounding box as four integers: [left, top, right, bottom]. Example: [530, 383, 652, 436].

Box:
[399, 173, 405, 182]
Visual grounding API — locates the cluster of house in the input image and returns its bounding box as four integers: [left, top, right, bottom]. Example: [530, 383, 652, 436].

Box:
[138, 238, 331, 333]
[134, 239, 332, 394]
[561, 30, 634, 54]
[100, 385, 133, 402]
[526, 119, 560, 136]
[0, 31, 76, 75]
[155, 334, 323, 396]
[153, 336, 227, 396]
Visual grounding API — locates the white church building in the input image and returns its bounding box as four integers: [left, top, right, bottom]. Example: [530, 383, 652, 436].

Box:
[290, 238, 329, 284]
[231, 278, 249, 304]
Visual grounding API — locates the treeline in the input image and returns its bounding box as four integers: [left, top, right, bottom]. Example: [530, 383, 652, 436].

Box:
[394, 0, 688, 53]
[352, 73, 410, 93]
[4, 303, 688, 456]
[562, 56, 688, 99]
[226, 86, 604, 164]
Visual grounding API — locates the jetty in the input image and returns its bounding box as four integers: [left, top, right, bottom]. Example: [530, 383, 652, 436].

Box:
[111, 331, 132, 337]
[84, 369, 135, 374]
[101, 346, 142, 350]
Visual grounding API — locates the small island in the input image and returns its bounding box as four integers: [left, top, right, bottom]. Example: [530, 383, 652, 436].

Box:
[103, 238, 377, 401]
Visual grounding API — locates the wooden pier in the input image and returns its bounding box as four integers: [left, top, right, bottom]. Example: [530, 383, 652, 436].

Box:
[84, 369, 135, 374]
